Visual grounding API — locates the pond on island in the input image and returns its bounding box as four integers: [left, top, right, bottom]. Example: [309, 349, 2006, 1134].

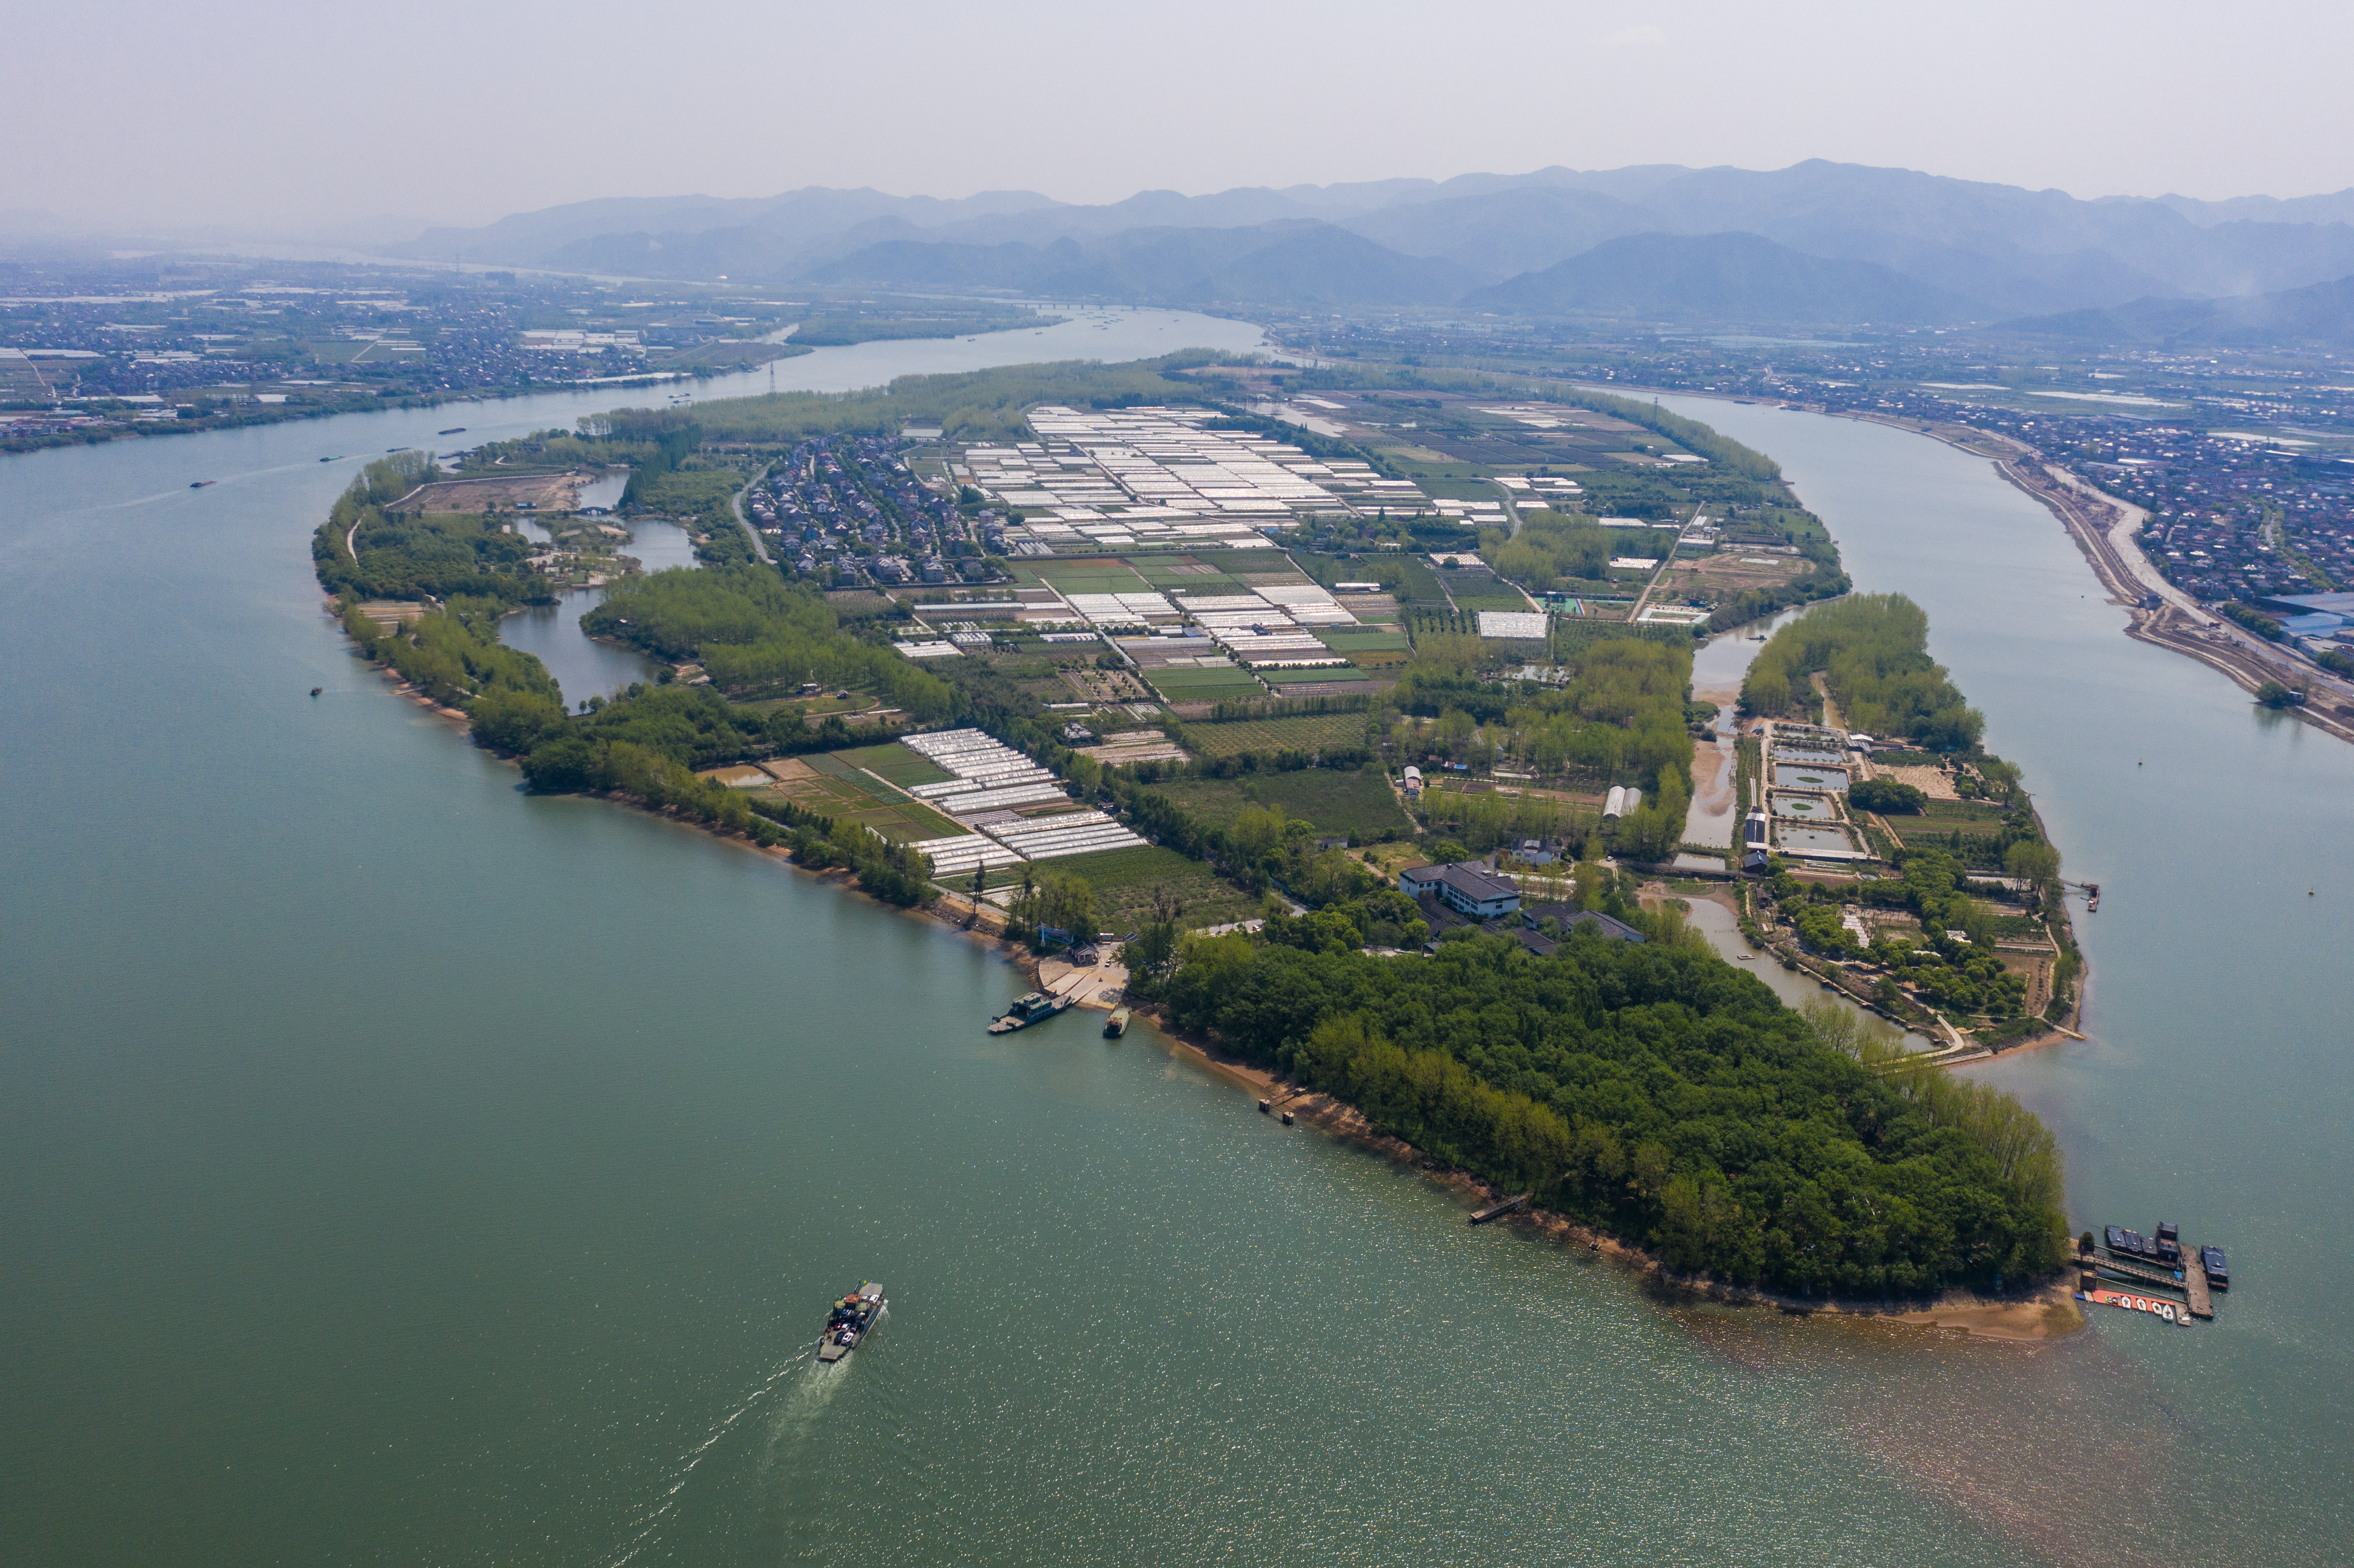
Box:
[1774, 762, 1848, 791]
[493, 518, 697, 704]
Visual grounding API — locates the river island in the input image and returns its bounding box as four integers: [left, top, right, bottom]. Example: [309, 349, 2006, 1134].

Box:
[315, 352, 2090, 1330]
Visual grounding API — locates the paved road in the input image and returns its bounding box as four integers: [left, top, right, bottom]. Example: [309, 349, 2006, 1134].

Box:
[730, 460, 775, 565]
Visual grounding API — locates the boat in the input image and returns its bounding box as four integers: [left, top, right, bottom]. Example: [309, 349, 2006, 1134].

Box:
[2080, 1287, 2191, 1325]
[309, 687, 322, 697]
[438, 426, 466, 435]
[189, 480, 215, 488]
[2201, 1245, 2230, 1289]
[988, 991, 1071, 1034]
[1103, 1006, 1130, 1039]
[816, 1282, 884, 1363]
[2105, 1223, 2188, 1268]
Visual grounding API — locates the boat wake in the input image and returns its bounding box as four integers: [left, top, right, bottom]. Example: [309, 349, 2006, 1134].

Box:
[595, 1339, 824, 1568]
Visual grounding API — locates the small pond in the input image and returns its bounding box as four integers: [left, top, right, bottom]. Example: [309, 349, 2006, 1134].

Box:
[1773, 823, 1858, 854]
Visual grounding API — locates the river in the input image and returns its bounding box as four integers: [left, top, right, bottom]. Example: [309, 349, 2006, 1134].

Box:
[0, 334, 2343, 1565]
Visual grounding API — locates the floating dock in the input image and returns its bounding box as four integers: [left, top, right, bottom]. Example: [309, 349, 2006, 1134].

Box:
[1469, 1192, 1530, 1226]
[2082, 1246, 2215, 1321]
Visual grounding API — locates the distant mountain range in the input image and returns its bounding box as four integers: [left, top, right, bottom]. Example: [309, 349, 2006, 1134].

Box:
[2003, 273, 2354, 351]
[388, 161, 2354, 337]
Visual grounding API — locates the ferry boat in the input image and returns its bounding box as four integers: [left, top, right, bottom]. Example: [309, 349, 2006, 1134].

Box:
[2201, 1245, 2230, 1289]
[1103, 1006, 1131, 1039]
[816, 1282, 884, 1363]
[989, 991, 1071, 1034]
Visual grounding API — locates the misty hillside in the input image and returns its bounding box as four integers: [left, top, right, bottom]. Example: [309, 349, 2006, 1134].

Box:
[804, 222, 1477, 309]
[2000, 272, 2354, 350]
[1462, 232, 1980, 325]
[390, 160, 2354, 333]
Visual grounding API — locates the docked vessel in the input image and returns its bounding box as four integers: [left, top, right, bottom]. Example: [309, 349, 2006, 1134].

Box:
[2080, 1288, 2192, 1326]
[989, 991, 1071, 1034]
[1103, 1006, 1130, 1039]
[816, 1282, 884, 1363]
[2104, 1222, 2185, 1268]
[2201, 1245, 2230, 1288]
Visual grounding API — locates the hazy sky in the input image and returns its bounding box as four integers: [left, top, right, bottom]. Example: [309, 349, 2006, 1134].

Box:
[8, 0, 2351, 234]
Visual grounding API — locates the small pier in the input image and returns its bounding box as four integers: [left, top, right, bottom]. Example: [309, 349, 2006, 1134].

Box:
[1469, 1192, 1530, 1226]
[2080, 1246, 2216, 1320]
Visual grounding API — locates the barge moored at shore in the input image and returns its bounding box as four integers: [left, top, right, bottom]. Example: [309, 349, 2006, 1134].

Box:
[990, 991, 1071, 1034]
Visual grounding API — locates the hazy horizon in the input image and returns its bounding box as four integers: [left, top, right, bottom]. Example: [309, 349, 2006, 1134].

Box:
[7, 0, 2350, 236]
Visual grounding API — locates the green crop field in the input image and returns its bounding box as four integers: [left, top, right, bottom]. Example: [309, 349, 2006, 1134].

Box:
[1315, 629, 1410, 652]
[1042, 845, 1258, 931]
[1184, 713, 1372, 758]
[1131, 561, 1255, 593]
[1146, 667, 1265, 699]
[1150, 766, 1410, 841]
[1914, 799, 2010, 838]
[753, 773, 963, 843]
[830, 741, 953, 787]
[1264, 667, 1379, 686]
[1026, 559, 1151, 594]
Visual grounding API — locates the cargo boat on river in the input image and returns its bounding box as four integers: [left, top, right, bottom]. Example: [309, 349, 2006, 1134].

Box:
[817, 1283, 884, 1364]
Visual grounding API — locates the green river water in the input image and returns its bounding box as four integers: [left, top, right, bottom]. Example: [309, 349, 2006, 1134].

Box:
[2, 338, 2345, 1564]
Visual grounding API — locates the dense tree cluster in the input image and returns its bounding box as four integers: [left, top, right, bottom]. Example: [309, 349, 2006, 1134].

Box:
[1743, 594, 1984, 750]
[1480, 511, 1613, 594]
[1150, 931, 2066, 1293]
[337, 596, 558, 712]
[1848, 777, 1926, 813]
[584, 567, 962, 721]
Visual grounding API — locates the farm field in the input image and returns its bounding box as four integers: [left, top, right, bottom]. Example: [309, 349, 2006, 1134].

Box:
[1150, 766, 1411, 841]
[756, 754, 966, 841]
[1044, 845, 1259, 931]
[830, 741, 954, 788]
[1264, 666, 1384, 685]
[1144, 666, 1266, 699]
[1130, 558, 1259, 593]
[1315, 629, 1410, 653]
[1022, 559, 1153, 595]
[1914, 798, 2010, 837]
[1181, 713, 1373, 758]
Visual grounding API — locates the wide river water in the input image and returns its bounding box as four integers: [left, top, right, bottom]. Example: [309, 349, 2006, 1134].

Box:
[2, 330, 2345, 1565]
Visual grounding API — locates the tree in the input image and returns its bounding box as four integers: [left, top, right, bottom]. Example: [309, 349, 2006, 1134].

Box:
[2003, 839, 2060, 899]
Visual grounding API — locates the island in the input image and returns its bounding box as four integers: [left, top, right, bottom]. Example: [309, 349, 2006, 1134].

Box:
[313, 352, 2078, 1326]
